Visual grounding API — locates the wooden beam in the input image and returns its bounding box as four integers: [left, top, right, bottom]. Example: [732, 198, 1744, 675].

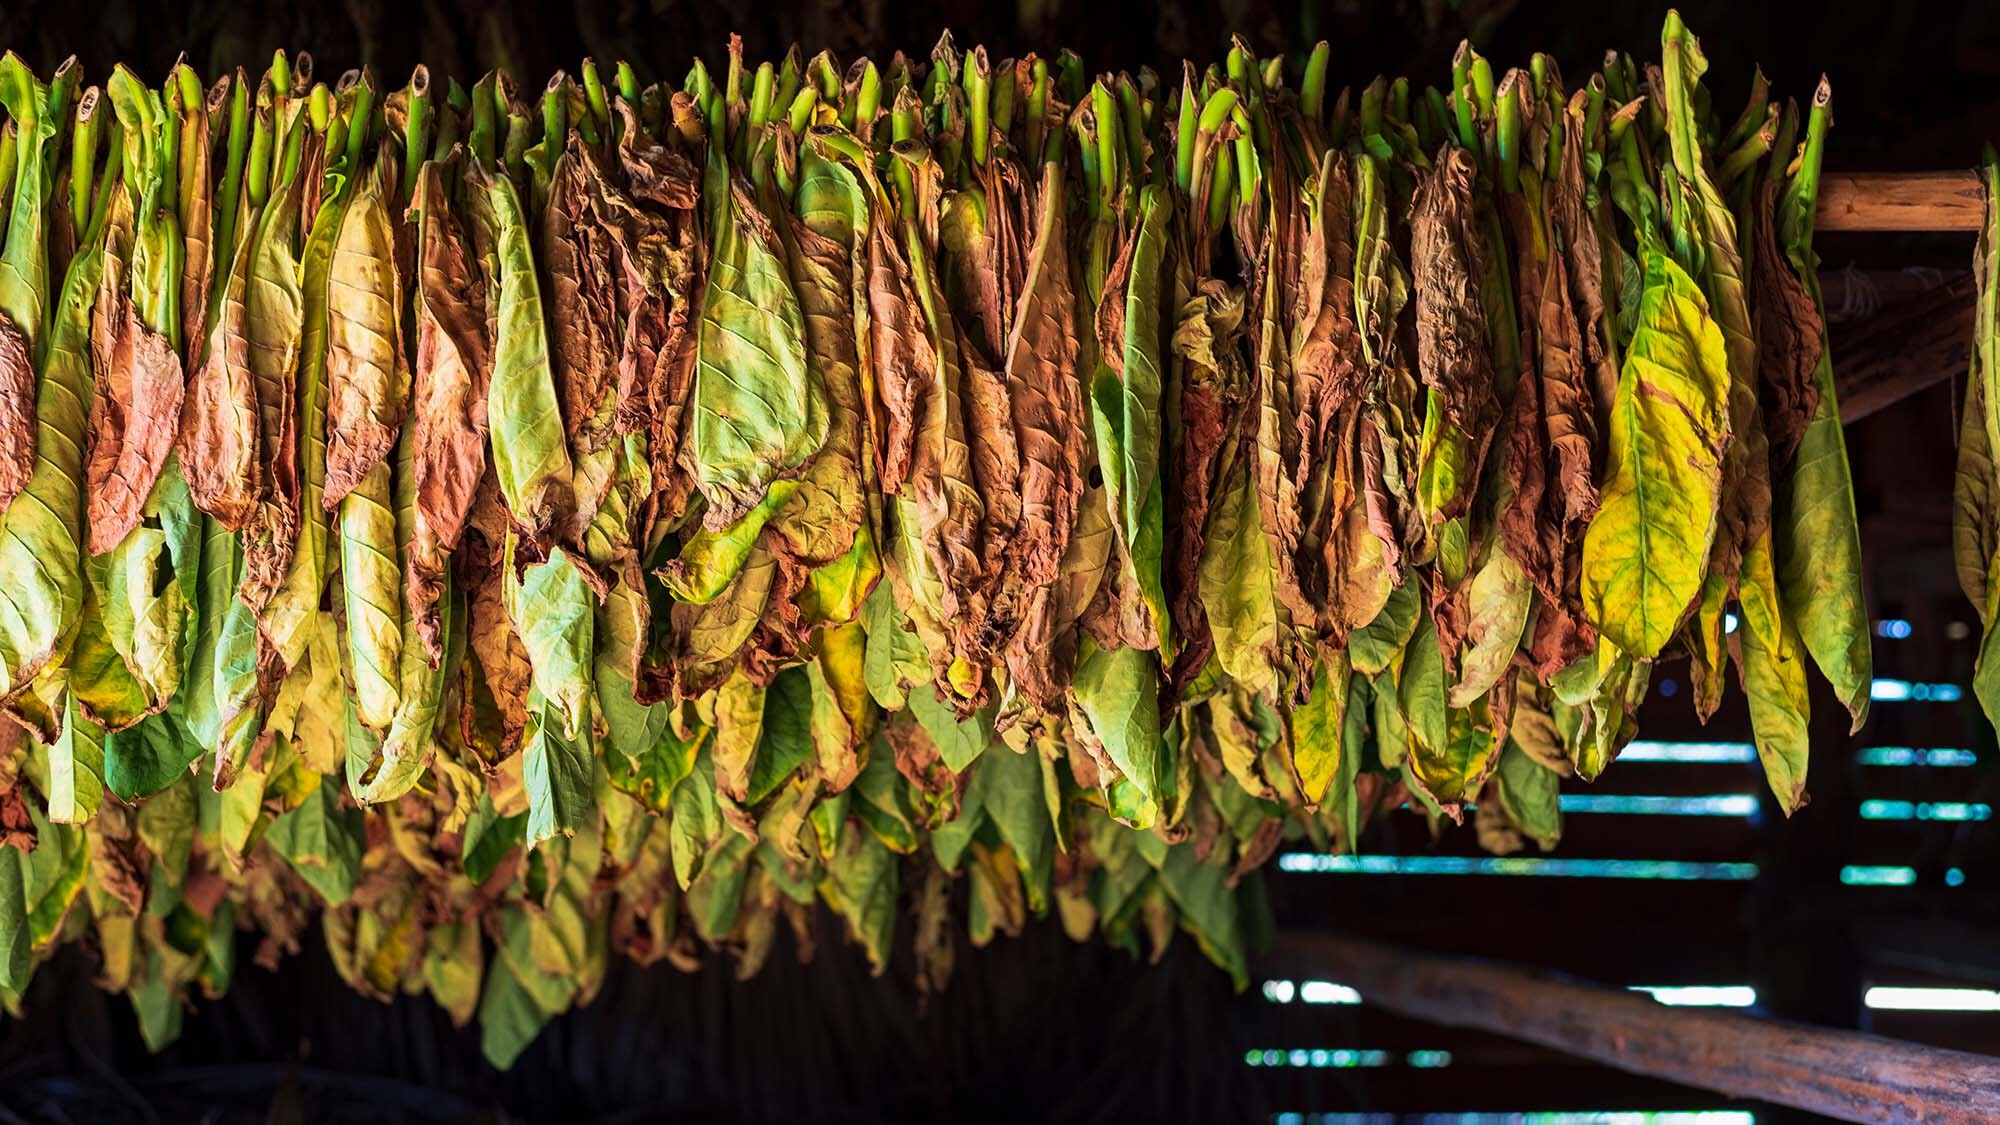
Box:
[1833, 269, 1974, 424]
[1817, 171, 1984, 232]
[1266, 931, 2000, 1124]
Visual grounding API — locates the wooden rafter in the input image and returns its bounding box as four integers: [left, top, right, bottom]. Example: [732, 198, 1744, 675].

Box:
[1817, 170, 1985, 232]
[1266, 931, 2000, 1124]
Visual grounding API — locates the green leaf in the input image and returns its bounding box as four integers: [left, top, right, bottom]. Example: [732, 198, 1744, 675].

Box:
[104, 710, 201, 801]
[462, 796, 525, 884]
[906, 681, 991, 773]
[1449, 543, 1532, 708]
[338, 460, 402, 732]
[478, 909, 564, 1068]
[261, 144, 353, 669]
[1773, 96, 1869, 728]
[0, 54, 56, 354]
[1288, 650, 1349, 807]
[1580, 246, 1731, 659]
[470, 162, 574, 544]
[265, 776, 364, 905]
[1072, 641, 1171, 824]
[349, 430, 449, 804]
[851, 743, 919, 854]
[0, 217, 101, 698]
[1400, 613, 1501, 813]
[504, 543, 596, 742]
[690, 142, 827, 524]
[599, 672, 701, 815]
[1198, 462, 1282, 698]
[1494, 740, 1562, 851]
[1330, 674, 1369, 852]
[861, 580, 928, 710]
[819, 820, 897, 974]
[970, 746, 1054, 913]
[746, 666, 814, 806]
[522, 696, 595, 848]
[1093, 185, 1174, 650]
[669, 746, 725, 889]
[180, 516, 264, 787]
[47, 690, 105, 824]
[1153, 842, 1248, 990]
[0, 847, 28, 996]
[1348, 580, 1419, 676]
[21, 805, 87, 945]
[660, 481, 799, 603]
[1738, 536, 1811, 813]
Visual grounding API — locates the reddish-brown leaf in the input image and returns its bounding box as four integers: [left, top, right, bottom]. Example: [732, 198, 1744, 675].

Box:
[85, 219, 186, 554]
[406, 161, 492, 661]
[0, 316, 38, 517]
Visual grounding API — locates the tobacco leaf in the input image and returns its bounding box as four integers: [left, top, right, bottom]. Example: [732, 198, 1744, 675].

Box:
[1165, 280, 1249, 690]
[1409, 146, 1497, 524]
[323, 152, 408, 510]
[0, 56, 54, 518]
[1735, 533, 1810, 814]
[0, 316, 34, 516]
[1769, 94, 1873, 733]
[1580, 246, 1730, 660]
[1288, 151, 1365, 619]
[86, 195, 186, 555]
[689, 141, 826, 530]
[998, 163, 1085, 590]
[1751, 182, 1820, 467]
[407, 159, 491, 661]
[1287, 649, 1349, 808]
[0, 191, 103, 698]
[180, 203, 264, 528]
[459, 480, 531, 758]
[610, 101, 703, 521]
[177, 77, 218, 375]
[255, 123, 342, 661]
[542, 144, 624, 457]
[772, 147, 876, 617]
[468, 160, 575, 556]
[1091, 185, 1174, 651]
[1070, 640, 1170, 828]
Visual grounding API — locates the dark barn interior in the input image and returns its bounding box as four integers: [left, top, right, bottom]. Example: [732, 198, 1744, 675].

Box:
[0, 1, 1997, 1122]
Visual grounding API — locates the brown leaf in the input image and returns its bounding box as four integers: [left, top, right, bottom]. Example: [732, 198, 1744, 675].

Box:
[86, 199, 186, 555]
[458, 480, 531, 759]
[238, 138, 317, 610]
[997, 163, 1084, 588]
[1165, 280, 1249, 690]
[0, 784, 34, 852]
[0, 316, 37, 516]
[1410, 145, 1500, 517]
[1555, 93, 1620, 424]
[955, 334, 1022, 654]
[179, 78, 223, 373]
[866, 221, 937, 496]
[322, 151, 408, 511]
[1499, 149, 1599, 645]
[543, 144, 624, 457]
[407, 160, 492, 661]
[885, 707, 966, 821]
[180, 211, 262, 529]
[1752, 180, 1823, 468]
[1289, 153, 1366, 616]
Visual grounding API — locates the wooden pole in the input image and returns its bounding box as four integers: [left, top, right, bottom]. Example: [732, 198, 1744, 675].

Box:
[1817, 171, 1984, 232]
[1267, 931, 2000, 1124]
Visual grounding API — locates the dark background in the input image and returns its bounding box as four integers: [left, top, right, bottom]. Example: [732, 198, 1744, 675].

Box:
[2, 1, 1998, 1122]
